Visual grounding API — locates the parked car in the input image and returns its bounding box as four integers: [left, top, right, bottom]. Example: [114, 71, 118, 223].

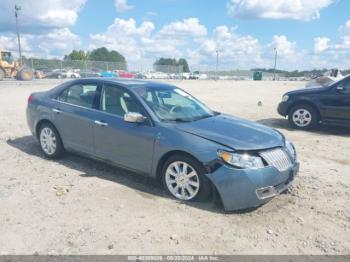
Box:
[79, 70, 101, 78]
[46, 69, 81, 79]
[26, 79, 299, 211]
[182, 72, 190, 80]
[278, 74, 350, 129]
[190, 72, 208, 80]
[118, 71, 136, 79]
[144, 72, 169, 79]
[99, 71, 118, 78]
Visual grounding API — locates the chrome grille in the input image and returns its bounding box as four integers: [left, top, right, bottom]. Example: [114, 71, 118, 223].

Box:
[259, 148, 292, 172]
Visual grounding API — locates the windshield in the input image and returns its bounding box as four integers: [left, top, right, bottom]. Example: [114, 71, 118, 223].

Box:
[135, 86, 215, 122]
[1, 52, 13, 63]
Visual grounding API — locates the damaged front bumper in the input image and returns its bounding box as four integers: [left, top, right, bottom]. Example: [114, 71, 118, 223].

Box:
[205, 162, 299, 211]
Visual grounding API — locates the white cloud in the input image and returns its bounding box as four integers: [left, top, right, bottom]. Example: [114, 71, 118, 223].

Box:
[89, 18, 210, 63]
[0, 0, 84, 58]
[0, 0, 86, 33]
[115, 0, 133, 12]
[159, 18, 207, 37]
[340, 20, 350, 36]
[188, 26, 264, 69]
[0, 28, 81, 58]
[314, 37, 330, 53]
[227, 0, 333, 21]
[89, 18, 179, 62]
[269, 35, 296, 57]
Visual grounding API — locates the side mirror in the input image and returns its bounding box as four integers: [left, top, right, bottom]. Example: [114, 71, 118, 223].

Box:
[124, 112, 146, 123]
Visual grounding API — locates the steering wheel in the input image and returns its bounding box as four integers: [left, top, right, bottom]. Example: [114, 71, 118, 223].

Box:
[170, 105, 182, 113]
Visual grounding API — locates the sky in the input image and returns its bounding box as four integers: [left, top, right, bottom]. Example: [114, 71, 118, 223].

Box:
[0, 0, 350, 70]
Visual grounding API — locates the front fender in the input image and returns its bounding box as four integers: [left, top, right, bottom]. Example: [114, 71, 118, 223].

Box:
[151, 125, 230, 177]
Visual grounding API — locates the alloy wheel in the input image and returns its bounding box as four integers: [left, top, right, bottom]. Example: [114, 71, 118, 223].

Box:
[292, 109, 312, 127]
[165, 161, 200, 200]
[40, 127, 57, 155]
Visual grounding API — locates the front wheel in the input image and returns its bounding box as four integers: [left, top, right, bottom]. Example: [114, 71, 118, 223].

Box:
[39, 123, 64, 159]
[288, 104, 319, 130]
[162, 155, 211, 201]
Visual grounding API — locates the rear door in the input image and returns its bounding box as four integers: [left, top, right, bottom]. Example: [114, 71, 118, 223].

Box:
[92, 84, 157, 174]
[52, 80, 100, 155]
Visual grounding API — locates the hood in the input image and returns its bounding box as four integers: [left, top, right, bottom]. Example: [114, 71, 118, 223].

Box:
[286, 86, 330, 96]
[175, 114, 284, 151]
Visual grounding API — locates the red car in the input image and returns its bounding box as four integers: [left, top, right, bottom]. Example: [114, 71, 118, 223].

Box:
[117, 71, 136, 79]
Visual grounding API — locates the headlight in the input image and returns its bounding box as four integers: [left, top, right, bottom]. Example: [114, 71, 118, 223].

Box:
[285, 140, 296, 160]
[282, 95, 289, 102]
[217, 150, 264, 169]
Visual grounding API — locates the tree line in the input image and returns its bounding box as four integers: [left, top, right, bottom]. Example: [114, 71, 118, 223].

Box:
[153, 58, 190, 72]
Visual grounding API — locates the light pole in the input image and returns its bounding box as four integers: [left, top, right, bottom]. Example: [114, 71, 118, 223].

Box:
[15, 5, 23, 66]
[215, 49, 219, 81]
[273, 47, 278, 81]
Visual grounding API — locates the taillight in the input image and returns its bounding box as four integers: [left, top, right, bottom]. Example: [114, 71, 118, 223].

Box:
[28, 94, 33, 103]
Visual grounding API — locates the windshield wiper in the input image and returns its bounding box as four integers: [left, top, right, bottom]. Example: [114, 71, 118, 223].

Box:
[192, 114, 216, 121]
[164, 118, 192, 122]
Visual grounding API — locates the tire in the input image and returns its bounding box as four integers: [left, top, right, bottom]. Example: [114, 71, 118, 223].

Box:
[162, 154, 211, 202]
[288, 104, 319, 130]
[38, 122, 65, 159]
[16, 67, 33, 81]
[0, 68, 5, 80]
[70, 74, 76, 79]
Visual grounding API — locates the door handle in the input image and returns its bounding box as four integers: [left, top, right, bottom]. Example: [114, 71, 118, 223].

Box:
[94, 120, 108, 127]
[52, 108, 62, 114]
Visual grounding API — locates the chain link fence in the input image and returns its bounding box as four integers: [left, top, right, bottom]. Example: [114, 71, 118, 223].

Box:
[22, 57, 287, 81]
[24, 58, 184, 80]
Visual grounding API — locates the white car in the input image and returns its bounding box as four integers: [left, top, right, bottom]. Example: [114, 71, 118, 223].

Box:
[52, 69, 81, 79]
[145, 72, 169, 79]
[64, 70, 81, 79]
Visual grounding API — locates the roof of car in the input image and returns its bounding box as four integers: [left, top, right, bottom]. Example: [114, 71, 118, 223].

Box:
[79, 77, 176, 90]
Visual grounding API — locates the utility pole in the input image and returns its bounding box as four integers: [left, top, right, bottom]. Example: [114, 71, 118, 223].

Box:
[215, 49, 219, 81]
[15, 5, 22, 66]
[273, 47, 278, 81]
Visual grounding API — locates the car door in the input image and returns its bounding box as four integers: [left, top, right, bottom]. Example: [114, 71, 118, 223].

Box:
[320, 78, 350, 121]
[92, 84, 157, 174]
[52, 81, 100, 155]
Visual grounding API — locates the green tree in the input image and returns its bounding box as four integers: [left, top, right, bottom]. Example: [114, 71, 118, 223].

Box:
[89, 47, 126, 63]
[153, 57, 190, 72]
[64, 50, 89, 61]
[178, 58, 190, 72]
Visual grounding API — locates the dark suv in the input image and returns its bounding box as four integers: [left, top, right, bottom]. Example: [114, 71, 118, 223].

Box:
[278, 75, 350, 129]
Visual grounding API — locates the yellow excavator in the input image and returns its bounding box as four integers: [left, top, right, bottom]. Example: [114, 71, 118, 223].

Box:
[0, 50, 33, 80]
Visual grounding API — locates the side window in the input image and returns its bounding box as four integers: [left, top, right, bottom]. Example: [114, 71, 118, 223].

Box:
[343, 79, 350, 94]
[57, 84, 99, 109]
[100, 85, 143, 116]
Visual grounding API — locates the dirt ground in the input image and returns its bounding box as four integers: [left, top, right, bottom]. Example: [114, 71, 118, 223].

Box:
[0, 79, 349, 255]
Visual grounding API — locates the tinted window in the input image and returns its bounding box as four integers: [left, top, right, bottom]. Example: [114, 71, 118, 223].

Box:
[99, 85, 143, 117]
[57, 84, 98, 109]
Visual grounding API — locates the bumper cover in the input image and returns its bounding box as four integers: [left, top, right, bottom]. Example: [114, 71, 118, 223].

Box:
[205, 162, 299, 211]
[277, 101, 292, 116]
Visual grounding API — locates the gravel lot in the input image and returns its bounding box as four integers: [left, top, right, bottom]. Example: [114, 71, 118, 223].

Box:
[0, 79, 349, 255]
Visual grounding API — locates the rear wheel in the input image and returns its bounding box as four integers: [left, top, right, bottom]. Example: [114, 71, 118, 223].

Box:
[162, 155, 211, 201]
[288, 104, 319, 130]
[38, 123, 64, 159]
[16, 67, 33, 81]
